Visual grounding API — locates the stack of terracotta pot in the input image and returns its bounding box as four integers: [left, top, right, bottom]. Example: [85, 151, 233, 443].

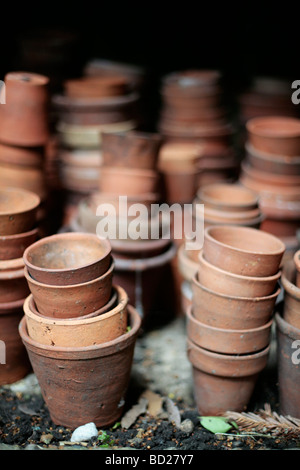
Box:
[20, 232, 141, 429]
[52, 74, 140, 225]
[0, 72, 50, 232]
[0, 187, 40, 385]
[276, 251, 300, 418]
[177, 183, 263, 313]
[240, 116, 300, 252]
[187, 225, 284, 415]
[157, 69, 239, 202]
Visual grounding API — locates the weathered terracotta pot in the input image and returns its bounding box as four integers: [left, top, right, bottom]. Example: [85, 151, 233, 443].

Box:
[197, 183, 259, 212]
[242, 161, 300, 187]
[0, 187, 40, 235]
[0, 266, 30, 303]
[187, 338, 270, 415]
[64, 76, 130, 98]
[0, 72, 49, 147]
[158, 141, 202, 171]
[24, 285, 128, 347]
[0, 228, 38, 260]
[294, 250, 300, 288]
[246, 116, 300, 156]
[198, 251, 281, 297]
[0, 163, 47, 201]
[23, 232, 112, 286]
[0, 143, 45, 168]
[281, 259, 300, 329]
[245, 141, 300, 176]
[24, 261, 114, 319]
[99, 167, 159, 196]
[192, 273, 280, 330]
[203, 225, 285, 277]
[275, 308, 300, 418]
[102, 130, 162, 170]
[0, 298, 31, 385]
[160, 166, 200, 204]
[203, 206, 262, 224]
[186, 305, 273, 354]
[19, 303, 141, 429]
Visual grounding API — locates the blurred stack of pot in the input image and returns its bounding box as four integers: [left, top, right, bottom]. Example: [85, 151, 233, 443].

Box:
[0, 187, 40, 385]
[240, 116, 300, 251]
[187, 225, 284, 415]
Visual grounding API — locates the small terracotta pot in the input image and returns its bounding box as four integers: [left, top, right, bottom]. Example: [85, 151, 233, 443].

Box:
[275, 308, 300, 418]
[197, 183, 259, 212]
[281, 259, 300, 329]
[0, 143, 45, 168]
[192, 273, 280, 330]
[203, 225, 285, 277]
[198, 251, 281, 297]
[245, 141, 300, 176]
[23, 232, 112, 286]
[99, 167, 159, 196]
[241, 161, 300, 187]
[0, 187, 40, 235]
[24, 285, 128, 347]
[0, 266, 30, 303]
[0, 228, 38, 260]
[19, 304, 141, 429]
[294, 250, 300, 289]
[187, 338, 270, 415]
[160, 167, 200, 204]
[0, 72, 49, 147]
[203, 206, 261, 223]
[246, 116, 300, 156]
[64, 76, 130, 98]
[186, 305, 273, 354]
[102, 130, 162, 170]
[0, 298, 31, 385]
[24, 261, 114, 319]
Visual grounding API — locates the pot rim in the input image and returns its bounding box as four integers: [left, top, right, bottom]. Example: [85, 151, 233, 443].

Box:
[275, 307, 300, 339]
[281, 259, 300, 300]
[101, 166, 158, 178]
[23, 232, 112, 278]
[0, 296, 26, 314]
[0, 187, 41, 217]
[242, 161, 300, 185]
[192, 272, 281, 302]
[24, 259, 114, 290]
[245, 141, 300, 162]
[199, 250, 281, 283]
[24, 285, 127, 326]
[0, 227, 38, 242]
[204, 225, 286, 257]
[293, 250, 300, 270]
[52, 91, 139, 109]
[102, 129, 162, 142]
[246, 116, 300, 138]
[197, 183, 259, 210]
[0, 257, 24, 272]
[19, 303, 141, 359]
[6, 71, 49, 86]
[114, 241, 176, 271]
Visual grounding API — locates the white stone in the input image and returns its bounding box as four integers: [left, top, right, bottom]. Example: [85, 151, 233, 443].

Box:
[70, 422, 98, 442]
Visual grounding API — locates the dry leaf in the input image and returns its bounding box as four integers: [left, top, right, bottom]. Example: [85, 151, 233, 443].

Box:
[141, 390, 163, 417]
[121, 397, 148, 429]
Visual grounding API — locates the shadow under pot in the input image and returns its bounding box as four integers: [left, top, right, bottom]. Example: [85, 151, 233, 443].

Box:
[187, 338, 270, 415]
[19, 304, 142, 429]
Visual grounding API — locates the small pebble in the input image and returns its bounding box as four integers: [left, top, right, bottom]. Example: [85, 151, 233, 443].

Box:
[70, 422, 98, 442]
[179, 419, 194, 434]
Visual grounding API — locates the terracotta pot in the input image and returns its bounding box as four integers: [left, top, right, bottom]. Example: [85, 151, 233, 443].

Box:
[198, 251, 281, 297]
[186, 305, 273, 354]
[19, 303, 141, 429]
[241, 161, 300, 187]
[160, 121, 234, 144]
[281, 259, 300, 329]
[110, 237, 171, 260]
[294, 250, 300, 289]
[0, 298, 31, 385]
[158, 141, 202, 171]
[203, 225, 285, 277]
[192, 273, 280, 329]
[60, 165, 100, 193]
[203, 206, 261, 223]
[64, 76, 130, 98]
[0, 265, 30, 303]
[100, 166, 159, 196]
[23, 232, 112, 286]
[246, 116, 300, 156]
[160, 167, 200, 204]
[0, 143, 45, 168]
[187, 338, 270, 415]
[0, 228, 38, 260]
[102, 130, 162, 170]
[24, 261, 114, 319]
[0, 163, 47, 201]
[245, 141, 300, 176]
[177, 244, 199, 283]
[197, 183, 259, 212]
[0, 72, 49, 147]
[0, 187, 40, 235]
[160, 106, 227, 125]
[275, 308, 300, 418]
[24, 285, 128, 347]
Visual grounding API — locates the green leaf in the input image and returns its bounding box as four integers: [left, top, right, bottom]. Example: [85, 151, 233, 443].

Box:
[199, 416, 233, 434]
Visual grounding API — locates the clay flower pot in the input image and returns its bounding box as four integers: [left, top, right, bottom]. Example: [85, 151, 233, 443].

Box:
[0, 265, 30, 303]
[245, 141, 300, 176]
[0, 228, 38, 260]
[275, 307, 300, 418]
[0, 143, 45, 168]
[246, 116, 300, 156]
[0, 298, 31, 385]
[102, 130, 162, 170]
[281, 259, 300, 329]
[241, 161, 300, 187]
[23, 232, 112, 286]
[64, 76, 130, 98]
[24, 285, 128, 347]
[0, 187, 40, 235]
[19, 304, 141, 429]
[187, 338, 270, 415]
[197, 183, 259, 212]
[99, 167, 159, 196]
[203, 225, 285, 277]
[24, 261, 114, 319]
[192, 273, 280, 330]
[186, 305, 273, 355]
[160, 166, 200, 204]
[177, 244, 199, 283]
[0, 72, 49, 147]
[294, 250, 300, 288]
[198, 251, 281, 297]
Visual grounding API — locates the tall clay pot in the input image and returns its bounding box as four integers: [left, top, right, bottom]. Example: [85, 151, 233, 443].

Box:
[281, 259, 300, 329]
[19, 304, 141, 429]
